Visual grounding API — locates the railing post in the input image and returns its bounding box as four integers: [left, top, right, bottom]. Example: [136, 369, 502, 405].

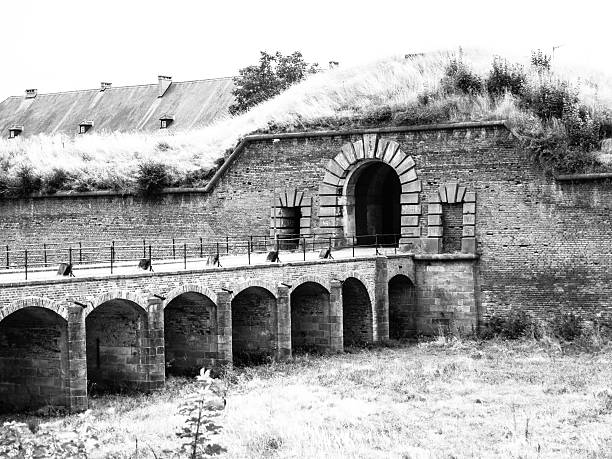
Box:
[247, 239, 251, 265]
[143, 239, 146, 258]
[303, 237, 306, 261]
[183, 243, 187, 270]
[69, 247, 72, 266]
[200, 237, 203, 258]
[148, 244, 152, 262]
[110, 242, 114, 274]
[216, 242, 219, 261]
[226, 235, 229, 255]
[24, 249, 28, 280]
[172, 238, 175, 259]
[79, 242, 82, 263]
[43, 243, 47, 267]
[352, 235, 355, 258]
[6, 245, 9, 270]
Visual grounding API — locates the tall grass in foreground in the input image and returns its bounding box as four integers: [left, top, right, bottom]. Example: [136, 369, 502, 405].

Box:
[1, 339, 610, 458]
[1, 48, 611, 195]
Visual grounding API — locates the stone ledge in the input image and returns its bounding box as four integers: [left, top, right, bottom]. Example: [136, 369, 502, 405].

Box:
[556, 172, 612, 181]
[413, 253, 479, 261]
[0, 255, 382, 288]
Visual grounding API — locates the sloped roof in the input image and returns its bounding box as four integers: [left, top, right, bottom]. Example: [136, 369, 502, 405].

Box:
[0, 77, 235, 137]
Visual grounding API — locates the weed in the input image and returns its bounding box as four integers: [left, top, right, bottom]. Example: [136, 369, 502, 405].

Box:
[136, 161, 172, 196]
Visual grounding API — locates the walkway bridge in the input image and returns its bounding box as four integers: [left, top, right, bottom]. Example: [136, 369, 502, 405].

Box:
[0, 235, 477, 413]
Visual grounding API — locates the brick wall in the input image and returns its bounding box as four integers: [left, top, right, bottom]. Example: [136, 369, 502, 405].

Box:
[0, 122, 610, 324]
[0, 307, 68, 412]
[85, 299, 148, 392]
[388, 274, 417, 339]
[164, 292, 217, 376]
[342, 277, 373, 345]
[290, 282, 330, 352]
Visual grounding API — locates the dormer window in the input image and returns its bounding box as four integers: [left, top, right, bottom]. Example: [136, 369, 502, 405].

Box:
[8, 125, 23, 138]
[159, 114, 174, 129]
[79, 120, 93, 134]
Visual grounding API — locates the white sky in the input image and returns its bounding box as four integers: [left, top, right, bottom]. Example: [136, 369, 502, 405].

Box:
[1, 0, 610, 101]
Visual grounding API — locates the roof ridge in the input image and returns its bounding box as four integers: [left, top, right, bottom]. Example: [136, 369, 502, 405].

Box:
[4, 76, 235, 99]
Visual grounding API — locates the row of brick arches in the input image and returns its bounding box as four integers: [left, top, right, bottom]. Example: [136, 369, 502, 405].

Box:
[0, 275, 416, 413]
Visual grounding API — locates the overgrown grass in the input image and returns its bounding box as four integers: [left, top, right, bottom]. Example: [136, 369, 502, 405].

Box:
[2, 340, 611, 457]
[1, 48, 611, 196]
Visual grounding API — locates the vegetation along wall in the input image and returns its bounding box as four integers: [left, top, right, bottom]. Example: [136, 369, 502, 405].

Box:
[0, 121, 610, 324]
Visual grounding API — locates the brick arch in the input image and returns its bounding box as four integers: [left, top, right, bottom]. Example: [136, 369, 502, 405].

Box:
[1, 297, 69, 322]
[86, 290, 149, 317]
[163, 284, 218, 309]
[318, 133, 422, 242]
[340, 271, 374, 304]
[387, 265, 416, 284]
[230, 280, 278, 299]
[289, 275, 331, 295]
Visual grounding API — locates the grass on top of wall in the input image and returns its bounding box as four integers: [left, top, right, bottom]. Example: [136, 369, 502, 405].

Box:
[2, 339, 611, 458]
[1, 48, 611, 197]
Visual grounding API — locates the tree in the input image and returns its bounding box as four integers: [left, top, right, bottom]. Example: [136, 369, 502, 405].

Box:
[229, 51, 318, 115]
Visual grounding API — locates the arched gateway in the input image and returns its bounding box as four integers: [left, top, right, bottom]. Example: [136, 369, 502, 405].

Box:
[319, 133, 422, 246]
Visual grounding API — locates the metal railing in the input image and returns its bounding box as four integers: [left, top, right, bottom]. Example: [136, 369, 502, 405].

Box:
[1, 232, 403, 280]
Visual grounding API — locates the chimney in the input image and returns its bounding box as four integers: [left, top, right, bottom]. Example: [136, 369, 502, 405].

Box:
[158, 75, 172, 97]
[25, 89, 37, 99]
[100, 82, 112, 91]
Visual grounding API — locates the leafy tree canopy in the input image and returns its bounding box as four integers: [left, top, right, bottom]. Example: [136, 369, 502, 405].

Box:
[229, 51, 319, 115]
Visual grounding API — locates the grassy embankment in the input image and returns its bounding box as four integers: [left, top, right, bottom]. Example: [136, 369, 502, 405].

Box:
[1, 49, 611, 195]
[3, 339, 612, 458]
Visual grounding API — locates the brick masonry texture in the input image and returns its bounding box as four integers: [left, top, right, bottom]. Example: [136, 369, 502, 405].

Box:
[1, 121, 611, 412]
[0, 123, 609, 322]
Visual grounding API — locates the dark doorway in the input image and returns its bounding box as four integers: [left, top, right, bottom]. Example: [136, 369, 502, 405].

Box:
[350, 162, 401, 246]
[231, 287, 277, 366]
[342, 277, 373, 347]
[164, 292, 217, 376]
[0, 307, 68, 413]
[290, 282, 330, 354]
[389, 275, 418, 340]
[86, 299, 148, 393]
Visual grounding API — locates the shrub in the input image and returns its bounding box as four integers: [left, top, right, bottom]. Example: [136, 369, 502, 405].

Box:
[43, 168, 72, 194]
[13, 165, 42, 197]
[136, 161, 171, 195]
[562, 103, 601, 151]
[550, 313, 582, 341]
[486, 56, 527, 98]
[481, 311, 533, 339]
[531, 50, 552, 74]
[524, 79, 579, 120]
[442, 59, 483, 95]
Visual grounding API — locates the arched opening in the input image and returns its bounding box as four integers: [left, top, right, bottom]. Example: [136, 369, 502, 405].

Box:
[290, 282, 330, 353]
[164, 292, 217, 377]
[86, 299, 147, 393]
[0, 307, 69, 413]
[389, 275, 418, 340]
[347, 161, 401, 247]
[342, 277, 373, 347]
[231, 287, 277, 366]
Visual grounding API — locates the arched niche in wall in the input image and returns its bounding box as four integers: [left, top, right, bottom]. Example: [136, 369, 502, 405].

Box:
[426, 182, 476, 254]
[269, 188, 312, 250]
[318, 133, 421, 246]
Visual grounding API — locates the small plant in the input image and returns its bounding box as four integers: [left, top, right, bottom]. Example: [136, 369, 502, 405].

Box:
[481, 311, 534, 339]
[136, 160, 171, 195]
[13, 164, 42, 197]
[442, 58, 483, 95]
[531, 50, 552, 74]
[43, 167, 72, 194]
[176, 368, 227, 458]
[550, 313, 582, 341]
[486, 56, 526, 98]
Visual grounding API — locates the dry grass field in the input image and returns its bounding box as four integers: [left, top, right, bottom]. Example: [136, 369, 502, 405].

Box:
[3, 339, 611, 458]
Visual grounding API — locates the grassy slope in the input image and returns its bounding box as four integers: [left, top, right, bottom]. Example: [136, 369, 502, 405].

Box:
[1, 49, 611, 193]
[4, 340, 611, 458]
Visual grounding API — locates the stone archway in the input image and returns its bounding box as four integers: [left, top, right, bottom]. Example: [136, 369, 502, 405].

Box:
[164, 291, 218, 376]
[318, 133, 422, 246]
[0, 306, 69, 413]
